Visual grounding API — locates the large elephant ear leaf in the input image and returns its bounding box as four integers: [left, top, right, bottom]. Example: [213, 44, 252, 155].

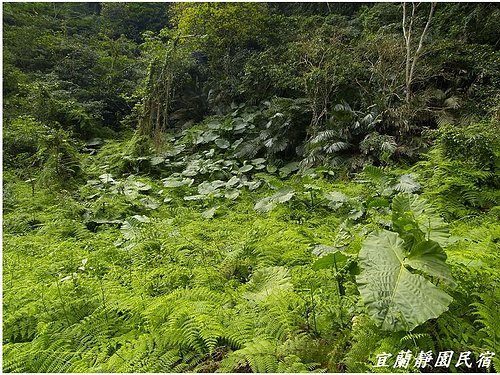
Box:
[356, 230, 453, 331]
[392, 193, 450, 246]
[407, 240, 456, 288]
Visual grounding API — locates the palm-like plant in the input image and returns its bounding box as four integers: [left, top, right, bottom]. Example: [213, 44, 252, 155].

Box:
[302, 102, 383, 170]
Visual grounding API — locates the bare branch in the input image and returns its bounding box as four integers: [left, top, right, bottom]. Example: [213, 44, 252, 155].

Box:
[416, 2, 435, 57]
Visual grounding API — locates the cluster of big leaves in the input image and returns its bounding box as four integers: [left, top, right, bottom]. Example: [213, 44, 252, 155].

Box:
[357, 193, 456, 331]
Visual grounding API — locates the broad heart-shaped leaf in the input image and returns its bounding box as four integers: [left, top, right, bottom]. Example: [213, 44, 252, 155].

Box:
[226, 176, 240, 188]
[201, 206, 218, 219]
[150, 156, 165, 166]
[215, 138, 230, 149]
[183, 194, 206, 201]
[254, 196, 275, 213]
[324, 191, 348, 209]
[245, 180, 261, 191]
[273, 187, 294, 203]
[198, 180, 224, 195]
[239, 164, 254, 173]
[356, 230, 453, 331]
[407, 240, 456, 287]
[251, 158, 266, 165]
[392, 193, 450, 246]
[266, 165, 278, 173]
[254, 187, 295, 213]
[139, 197, 160, 210]
[224, 189, 240, 200]
[163, 177, 193, 188]
[312, 251, 349, 271]
[279, 162, 299, 177]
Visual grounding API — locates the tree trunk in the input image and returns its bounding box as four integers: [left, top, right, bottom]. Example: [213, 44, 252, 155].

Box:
[402, 2, 436, 103]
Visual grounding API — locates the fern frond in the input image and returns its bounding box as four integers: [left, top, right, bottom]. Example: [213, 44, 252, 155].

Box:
[310, 130, 338, 144]
[393, 174, 421, 193]
[243, 266, 293, 302]
[218, 338, 278, 373]
[324, 141, 349, 154]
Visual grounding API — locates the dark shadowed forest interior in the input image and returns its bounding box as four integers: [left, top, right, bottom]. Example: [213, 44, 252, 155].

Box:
[2, 2, 499, 373]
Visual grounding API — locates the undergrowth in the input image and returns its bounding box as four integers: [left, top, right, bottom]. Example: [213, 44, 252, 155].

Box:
[3, 127, 499, 372]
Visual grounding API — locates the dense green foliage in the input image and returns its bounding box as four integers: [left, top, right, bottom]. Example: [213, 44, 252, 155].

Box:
[3, 2, 499, 373]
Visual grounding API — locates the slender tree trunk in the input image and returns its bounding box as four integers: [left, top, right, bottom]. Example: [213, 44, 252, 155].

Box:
[402, 2, 436, 103]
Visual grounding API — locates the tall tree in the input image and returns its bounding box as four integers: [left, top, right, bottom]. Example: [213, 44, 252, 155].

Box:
[402, 2, 436, 102]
